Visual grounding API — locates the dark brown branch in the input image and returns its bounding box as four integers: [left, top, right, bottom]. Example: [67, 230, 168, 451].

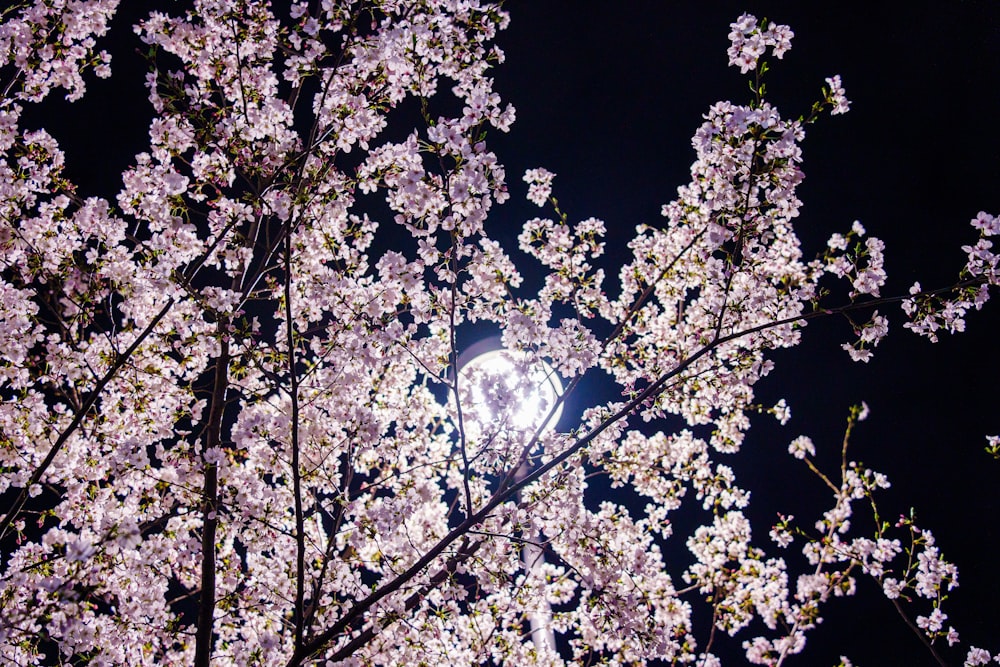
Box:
[889, 596, 950, 667]
[285, 218, 307, 651]
[193, 330, 230, 667]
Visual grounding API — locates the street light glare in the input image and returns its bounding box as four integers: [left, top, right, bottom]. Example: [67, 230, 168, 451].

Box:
[458, 349, 564, 436]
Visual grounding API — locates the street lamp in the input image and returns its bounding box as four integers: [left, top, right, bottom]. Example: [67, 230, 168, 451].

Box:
[457, 348, 564, 436]
[456, 346, 562, 654]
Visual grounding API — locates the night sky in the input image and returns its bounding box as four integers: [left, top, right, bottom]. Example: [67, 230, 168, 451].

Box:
[21, 1, 1000, 664]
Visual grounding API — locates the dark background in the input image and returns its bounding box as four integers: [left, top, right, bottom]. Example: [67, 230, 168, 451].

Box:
[23, 1, 1000, 664]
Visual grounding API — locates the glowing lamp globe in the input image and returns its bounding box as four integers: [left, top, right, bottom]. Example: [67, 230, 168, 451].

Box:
[457, 349, 564, 436]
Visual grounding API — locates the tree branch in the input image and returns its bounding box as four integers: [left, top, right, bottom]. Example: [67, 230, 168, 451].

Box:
[193, 329, 230, 667]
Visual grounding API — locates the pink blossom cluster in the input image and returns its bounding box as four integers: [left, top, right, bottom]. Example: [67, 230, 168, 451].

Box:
[0, 0, 116, 103]
[727, 13, 794, 73]
[966, 647, 1000, 665]
[903, 211, 1000, 341]
[523, 167, 556, 206]
[824, 75, 851, 115]
[810, 221, 895, 361]
[770, 404, 973, 662]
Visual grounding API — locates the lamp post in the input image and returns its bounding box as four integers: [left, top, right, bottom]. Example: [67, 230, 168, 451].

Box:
[456, 347, 563, 654]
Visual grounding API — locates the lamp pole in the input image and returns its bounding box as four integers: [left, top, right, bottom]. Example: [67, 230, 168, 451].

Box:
[515, 458, 557, 653]
[457, 347, 562, 655]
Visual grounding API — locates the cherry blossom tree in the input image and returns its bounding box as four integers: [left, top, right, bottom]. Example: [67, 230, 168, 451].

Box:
[0, 1, 996, 665]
